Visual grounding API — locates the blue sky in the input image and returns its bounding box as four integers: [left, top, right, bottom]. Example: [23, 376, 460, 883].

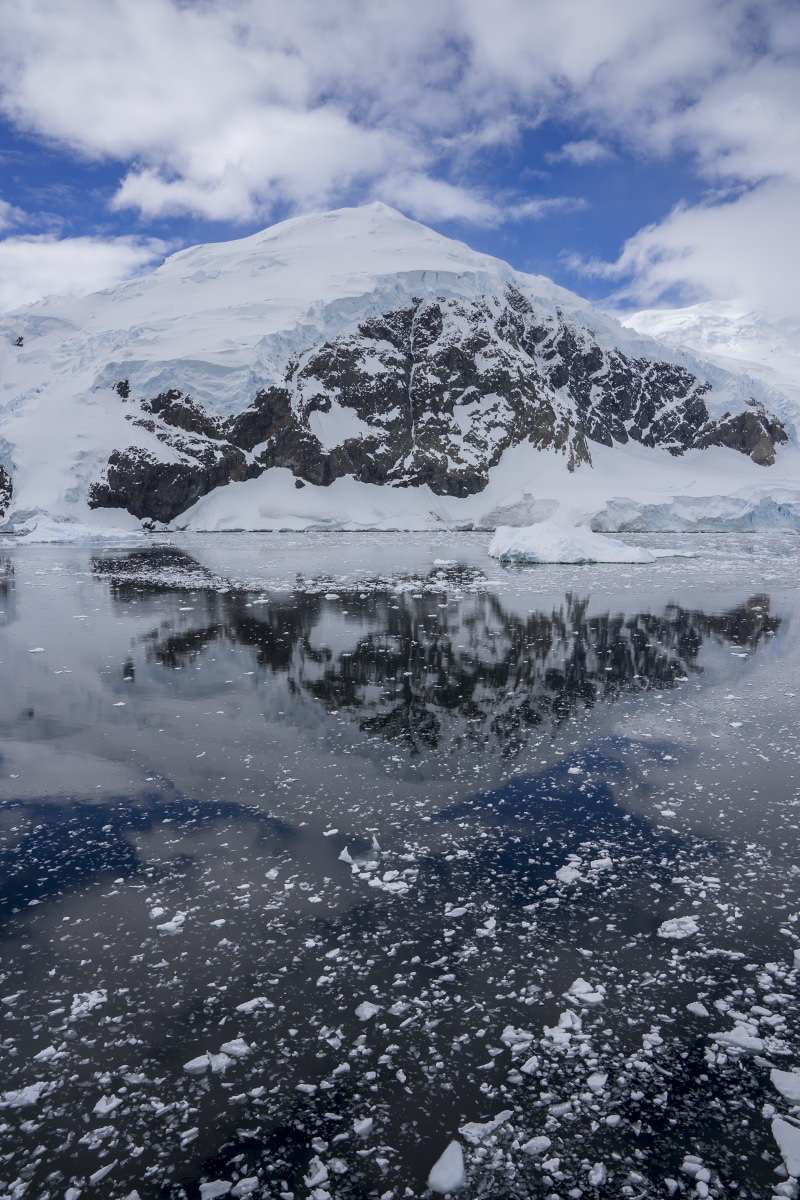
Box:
[0, 0, 798, 318]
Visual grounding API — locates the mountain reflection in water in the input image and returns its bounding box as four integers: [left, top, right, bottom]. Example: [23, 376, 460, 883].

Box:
[94, 548, 780, 757]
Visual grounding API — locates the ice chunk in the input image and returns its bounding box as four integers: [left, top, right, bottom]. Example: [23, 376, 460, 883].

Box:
[773, 1117, 800, 1176]
[459, 1110, 512, 1145]
[199, 1184, 232, 1200]
[231, 1181, 259, 1199]
[521, 1136, 551, 1156]
[687, 1001, 710, 1017]
[588, 1163, 608, 1185]
[70, 989, 107, 1017]
[772, 1070, 800, 1103]
[657, 916, 699, 939]
[710, 1025, 764, 1053]
[234, 997, 274, 1013]
[156, 911, 186, 935]
[304, 1157, 328, 1187]
[566, 977, 606, 1005]
[427, 1141, 466, 1193]
[219, 1038, 251, 1059]
[555, 864, 582, 885]
[355, 1001, 380, 1021]
[500, 1026, 534, 1048]
[488, 520, 690, 564]
[183, 1054, 210, 1075]
[0, 1081, 47, 1108]
[353, 1117, 373, 1136]
[92, 1095, 122, 1116]
[586, 1072, 608, 1094]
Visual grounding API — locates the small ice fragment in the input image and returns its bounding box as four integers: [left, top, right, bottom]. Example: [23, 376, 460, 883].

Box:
[353, 1117, 373, 1136]
[657, 916, 699, 939]
[70, 989, 106, 1017]
[355, 1001, 380, 1021]
[772, 1069, 800, 1103]
[339, 846, 354, 864]
[521, 1136, 551, 1156]
[586, 1072, 608, 1094]
[427, 1141, 465, 1193]
[590, 856, 613, 870]
[687, 1002, 710, 1017]
[199, 1184, 232, 1200]
[446, 907, 467, 918]
[27, 647, 45, 653]
[520, 1055, 540, 1076]
[772, 1117, 800, 1177]
[500, 1026, 533, 1047]
[219, 1038, 251, 1058]
[92, 1094, 122, 1116]
[89, 1163, 116, 1185]
[156, 911, 186, 935]
[33, 1045, 57, 1061]
[588, 1163, 608, 1186]
[235, 997, 274, 1014]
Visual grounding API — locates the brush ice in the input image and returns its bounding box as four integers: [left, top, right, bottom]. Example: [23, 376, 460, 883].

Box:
[488, 521, 690, 564]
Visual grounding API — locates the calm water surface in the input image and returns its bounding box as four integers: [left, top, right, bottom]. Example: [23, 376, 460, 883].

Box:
[0, 532, 799, 1200]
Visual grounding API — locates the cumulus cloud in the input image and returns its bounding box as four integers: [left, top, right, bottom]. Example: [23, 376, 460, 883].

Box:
[0, 235, 167, 312]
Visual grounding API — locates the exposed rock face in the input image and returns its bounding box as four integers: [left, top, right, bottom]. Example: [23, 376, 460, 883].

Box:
[88, 287, 788, 523]
[0, 465, 11, 517]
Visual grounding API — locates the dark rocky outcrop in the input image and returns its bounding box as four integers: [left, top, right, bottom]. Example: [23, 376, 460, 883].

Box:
[0, 465, 12, 517]
[88, 287, 788, 523]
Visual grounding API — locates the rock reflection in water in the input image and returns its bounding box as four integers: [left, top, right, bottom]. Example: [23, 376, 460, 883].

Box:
[94, 548, 780, 758]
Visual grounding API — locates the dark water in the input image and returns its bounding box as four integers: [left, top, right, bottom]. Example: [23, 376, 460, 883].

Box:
[0, 533, 799, 1200]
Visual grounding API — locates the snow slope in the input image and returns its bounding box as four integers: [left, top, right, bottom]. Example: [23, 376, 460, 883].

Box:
[0, 203, 798, 538]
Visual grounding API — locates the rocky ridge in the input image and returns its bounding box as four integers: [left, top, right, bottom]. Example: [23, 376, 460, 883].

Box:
[88, 286, 787, 525]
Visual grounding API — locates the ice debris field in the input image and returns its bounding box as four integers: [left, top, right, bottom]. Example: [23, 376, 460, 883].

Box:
[0, 531, 799, 1200]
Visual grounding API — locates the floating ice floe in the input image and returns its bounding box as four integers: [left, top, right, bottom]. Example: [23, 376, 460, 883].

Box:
[0, 1081, 47, 1109]
[427, 1141, 466, 1193]
[555, 863, 582, 885]
[657, 916, 700, 939]
[565, 977, 606, 1005]
[710, 1024, 764, 1053]
[772, 1117, 800, 1177]
[234, 996, 274, 1014]
[156, 911, 187, 935]
[521, 1136, 552, 1156]
[355, 1000, 380, 1021]
[772, 1069, 800, 1103]
[488, 520, 693, 564]
[459, 1110, 513, 1145]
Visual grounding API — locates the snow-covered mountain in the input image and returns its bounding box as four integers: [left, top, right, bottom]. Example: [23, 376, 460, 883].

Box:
[1, 203, 798, 538]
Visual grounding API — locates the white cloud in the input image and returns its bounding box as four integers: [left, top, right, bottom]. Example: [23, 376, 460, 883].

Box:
[0, 199, 24, 231]
[579, 180, 800, 318]
[0, 0, 797, 315]
[546, 140, 615, 166]
[0, 235, 167, 312]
